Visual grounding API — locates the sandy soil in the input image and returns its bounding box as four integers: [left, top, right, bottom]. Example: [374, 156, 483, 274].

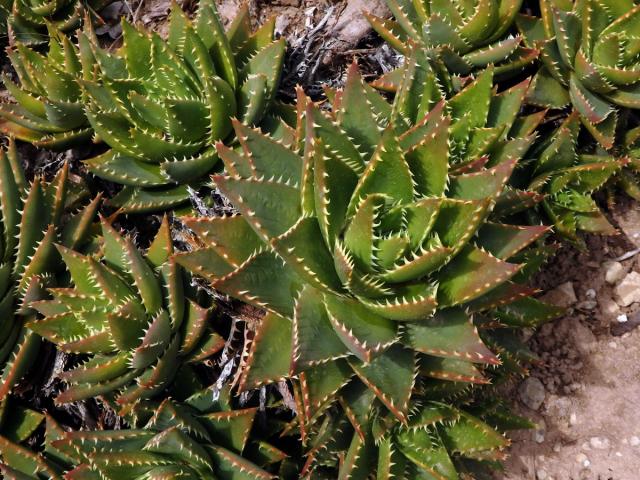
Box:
[500, 199, 640, 480]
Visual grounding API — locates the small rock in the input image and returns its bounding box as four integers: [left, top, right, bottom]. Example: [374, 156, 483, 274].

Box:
[520, 377, 546, 410]
[536, 469, 548, 480]
[600, 296, 620, 316]
[569, 413, 578, 425]
[553, 443, 562, 453]
[571, 321, 597, 354]
[533, 420, 546, 444]
[589, 437, 610, 449]
[576, 453, 589, 465]
[603, 261, 626, 284]
[614, 271, 640, 306]
[609, 341, 618, 348]
[617, 314, 628, 323]
[585, 288, 597, 299]
[614, 208, 640, 248]
[542, 281, 577, 308]
[611, 311, 640, 336]
[630, 436, 640, 447]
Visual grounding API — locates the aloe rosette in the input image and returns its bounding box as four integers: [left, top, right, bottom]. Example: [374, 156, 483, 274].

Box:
[27, 217, 225, 409]
[80, 0, 287, 212]
[0, 28, 93, 150]
[0, 388, 289, 479]
[521, 110, 626, 242]
[517, 0, 640, 149]
[176, 54, 563, 476]
[367, 0, 538, 79]
[0, 0, 113, 44]
[0, 140, 100, 401]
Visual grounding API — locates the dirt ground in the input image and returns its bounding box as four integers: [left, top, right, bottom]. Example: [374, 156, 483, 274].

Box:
[500, 198, 640, 480]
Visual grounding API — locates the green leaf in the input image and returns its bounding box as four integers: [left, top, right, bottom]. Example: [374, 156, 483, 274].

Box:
[213, 175, 301, 241]
[396, 429, 457, 480]
[406, 308, 499, 364]
[239, 312, 292, 391]
[325, 294, 398, 363]
[291, 285, 349, 372]
[271, 216, 343, 293]
[349, 344, 415, 422]
[437, 246, 521, 306]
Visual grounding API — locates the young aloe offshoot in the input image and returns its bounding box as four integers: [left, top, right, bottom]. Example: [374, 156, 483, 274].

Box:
[367, 0, 539, 87]
[28, 216, 225, 411]
[77, 0, 288, 212]
[517, 0, 640, 149]
[0, 140, 101, 401]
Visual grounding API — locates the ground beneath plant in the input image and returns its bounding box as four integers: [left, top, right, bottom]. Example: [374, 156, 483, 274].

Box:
[499, 197, 640, 480]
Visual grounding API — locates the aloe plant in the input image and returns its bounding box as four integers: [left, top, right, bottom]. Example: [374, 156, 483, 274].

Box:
[0, 387, 288, 479]
[80, 0, 287, 213]
[176, 53, 562, 476]
[1, 0, 287, 213]
[0, 140, 100, 401]
[0, 397, 44, 444]
[27, 216, 227, 410]
[612, 121, 640, 200]
[0, 28, 92, 150]
[367, 0, 538, 79]
[517, 0, 640, 149]
[0, 0, 112, 44]
[287, 387, 535, 479]
[520, 111, 625, 242]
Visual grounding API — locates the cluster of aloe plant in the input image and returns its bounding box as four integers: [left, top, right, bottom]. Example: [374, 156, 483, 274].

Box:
[1, 0, 287, 212]
[173, 56, 564, 477]
[0, 0, 638, 478]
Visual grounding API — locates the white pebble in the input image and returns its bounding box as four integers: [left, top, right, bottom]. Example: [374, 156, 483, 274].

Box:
[609, 341, 618, 348]
[536, 469, 548, 480]
[569, 413, 578, 425]
[630, 436, 640, 447]
[617, 314, 628, 323]
[616, 451, 623, 457]
[589, 437, 610, 449]
[585, 288, 596, 299]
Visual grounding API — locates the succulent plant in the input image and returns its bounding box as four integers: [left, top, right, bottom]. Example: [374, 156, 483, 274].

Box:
[517, 0, 640, 149]
[176, 54, 563, 476]
[520, 111, 625, 242]
[0, 387, 288, 479]
[27, 217, 225, 410]
[0, 140, 100, 400]
[0, 0, 287, 213]
[0, 396, 44, 444]
[80, 0, 287, 213]
[286, 386, 535, 479]
[367, 0, 539, 78]
[0, 0, 113, 44]
[617, 123, 640, 200]
[0, 28, 92, 150]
